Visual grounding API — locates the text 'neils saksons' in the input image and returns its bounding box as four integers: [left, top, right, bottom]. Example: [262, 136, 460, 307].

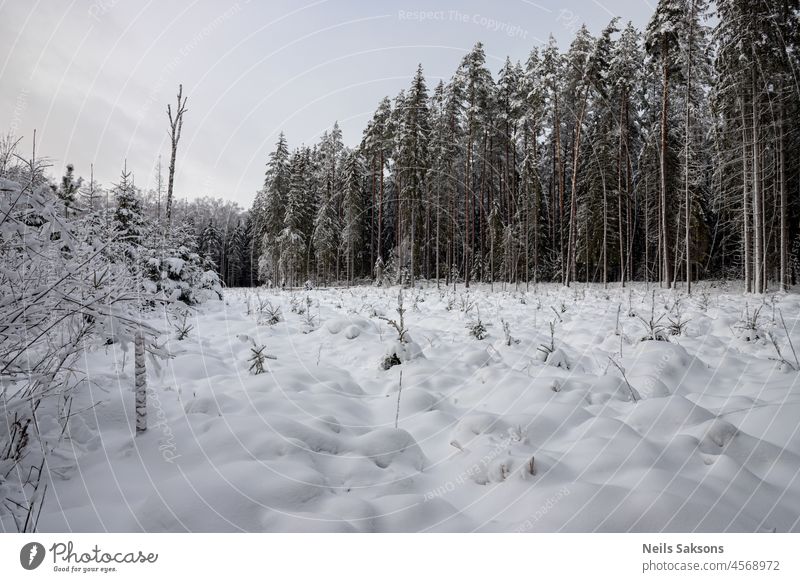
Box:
[643, 543, 724, 554]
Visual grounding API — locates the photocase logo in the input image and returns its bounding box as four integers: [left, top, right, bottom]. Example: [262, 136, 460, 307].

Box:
[20, 542, 46, 570]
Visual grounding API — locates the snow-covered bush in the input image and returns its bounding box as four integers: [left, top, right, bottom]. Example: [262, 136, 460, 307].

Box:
[0, 167, 153, 531]
[140, 234, 223, 305]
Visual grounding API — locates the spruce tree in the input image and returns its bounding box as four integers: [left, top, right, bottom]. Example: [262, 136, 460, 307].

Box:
[254, 132, 290, 283]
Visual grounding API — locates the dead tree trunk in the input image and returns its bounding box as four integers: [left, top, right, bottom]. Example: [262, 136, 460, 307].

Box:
[166, 84, 188, 228]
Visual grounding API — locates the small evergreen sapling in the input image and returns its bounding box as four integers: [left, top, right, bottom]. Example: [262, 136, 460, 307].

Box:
[379, 289, 414, 370]
[248, 344, 277, 375]
[379, 289, 409, 343]
[468, 307, 488, 340]
[258, 299, 282, 326]
[172, 307, 193, 340]
[469, 319, 488, 340]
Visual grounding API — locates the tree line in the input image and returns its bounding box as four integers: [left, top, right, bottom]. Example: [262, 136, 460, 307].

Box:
[252, 0, 799, 293]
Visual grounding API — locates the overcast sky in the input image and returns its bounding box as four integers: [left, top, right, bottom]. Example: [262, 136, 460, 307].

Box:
[0, 0, 655, 208]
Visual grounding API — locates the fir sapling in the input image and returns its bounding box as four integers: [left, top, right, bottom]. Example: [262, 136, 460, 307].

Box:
[248, 344, 277, 375]
[172, 307, 193, 340]
[258, 299, 282, 326]
[379, 289, 409, 343]
[469, 307, 488, 340]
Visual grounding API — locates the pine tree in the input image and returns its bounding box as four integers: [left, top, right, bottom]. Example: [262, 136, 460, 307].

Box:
[427, 80, 456, 285]
[454, 42, 494, 287]
[112, 162, 145, 256]
[254, 132, 290, 284]
[225, 220, 246, 286]
[79, 164, 101, 214]
[278, 149, 309, 286]
[362, 97, 393, 265]
[562, 24, 599, 285]
[318, 123, 345, 280]
[541, 35, 566, 278]
[55, 163, 82, 217]
[495, 57, 523, 285]
[610, 22, 644, 285]
[646, 0, 685, 288]
[199, 219, 221, 270]
[521, 45, 547, 285]
[241, 214, 258, 286]
[397, 64, 431, 285]
[342, 150, 366, 283]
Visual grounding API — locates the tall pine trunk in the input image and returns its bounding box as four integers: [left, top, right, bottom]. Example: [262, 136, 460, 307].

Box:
[684, 0, 695, 294]
[659, 42, 672, 288]
[779, 95, 788, 291]
[566, 91, 588, 287]
[742, 96, 751, 293]
[617, 98, 626, 287]
[752, 68, 763, 294]
[554, 95, 565, 283]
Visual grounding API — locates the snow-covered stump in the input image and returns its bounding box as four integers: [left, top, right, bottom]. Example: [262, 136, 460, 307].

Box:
[134, 330, 147, 435]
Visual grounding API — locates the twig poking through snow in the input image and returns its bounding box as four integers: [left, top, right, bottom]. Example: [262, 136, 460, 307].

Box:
[779, 309, 799, 370]
[394, 370, 403, 429]
[608, 356, 639, 403]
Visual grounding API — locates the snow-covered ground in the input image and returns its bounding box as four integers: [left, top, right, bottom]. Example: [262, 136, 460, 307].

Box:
[35, 282, 800, 532]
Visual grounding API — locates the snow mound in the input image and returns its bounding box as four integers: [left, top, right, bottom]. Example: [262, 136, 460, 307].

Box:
[354, 428, 427, 470]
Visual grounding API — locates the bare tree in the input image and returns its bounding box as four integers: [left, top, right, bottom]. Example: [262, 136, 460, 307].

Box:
[165, 84, 188, 227]
[155, 155, 163, 221]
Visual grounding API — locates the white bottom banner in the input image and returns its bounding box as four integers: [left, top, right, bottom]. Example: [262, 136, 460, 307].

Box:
[2, 533, 796, 581]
